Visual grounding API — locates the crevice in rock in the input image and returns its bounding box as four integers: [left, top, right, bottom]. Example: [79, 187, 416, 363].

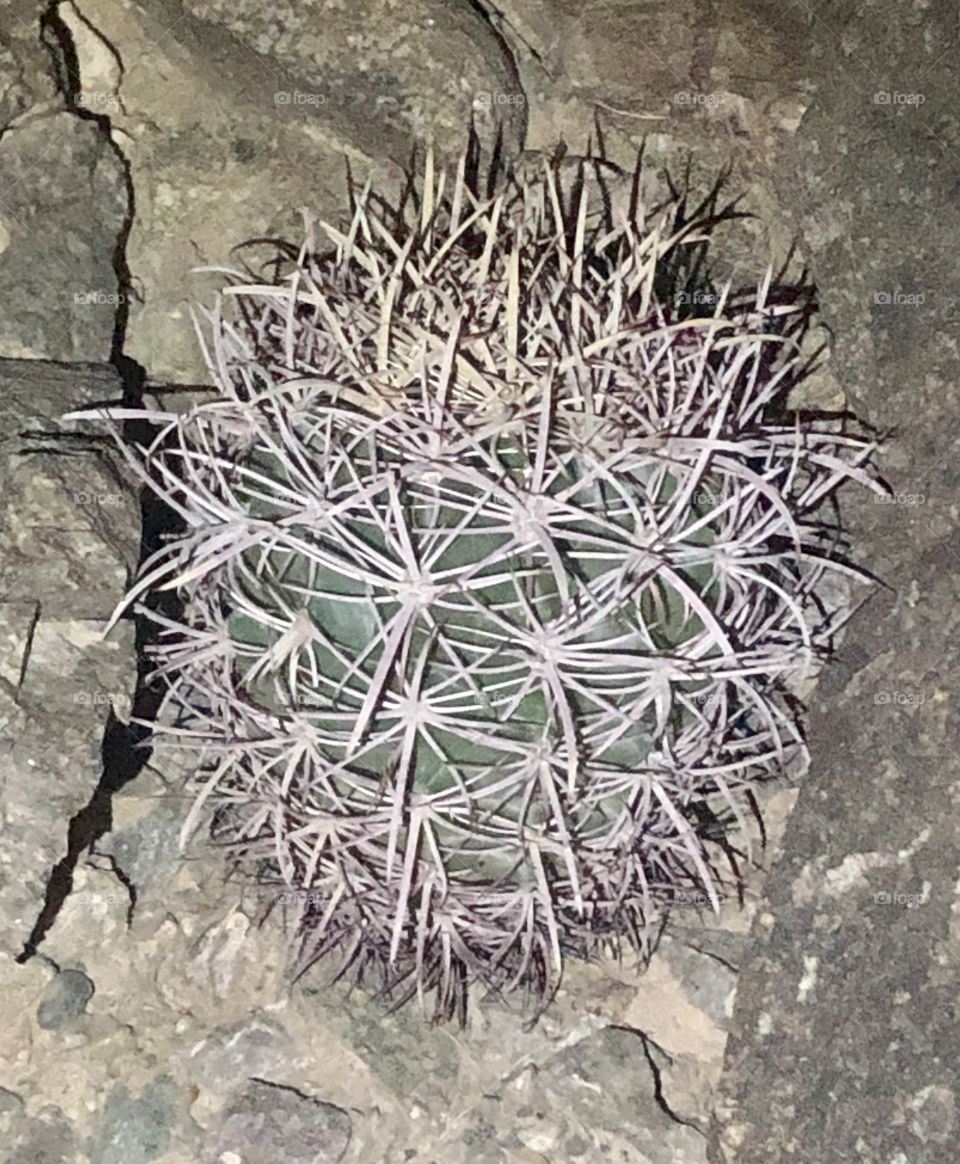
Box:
[633, 1028, 708, 1138]
[87, 847, 138, 928]
[15, 599, 41, 690]
[41, 0, 140, 361]
[16, 704, 151, 962]
[675, 940, 740, 976]
[248, 1077, 320, 1103]
[12, 8, 184, 964]
[469, 0, 547, 71]
[463, 0, 530, 140]
[39, 2, 81, 102]
[16, 356, 186, 962]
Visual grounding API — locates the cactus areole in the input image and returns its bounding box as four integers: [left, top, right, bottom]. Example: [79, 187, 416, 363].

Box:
[67, 150, 881, 1021]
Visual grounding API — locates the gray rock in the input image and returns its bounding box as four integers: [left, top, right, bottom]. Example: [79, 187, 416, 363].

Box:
[66, 0, 405, 385]
[203, 1079, 352, 1164]
[84, 1077, 179, 1164]
[0, 113, 128, 361]
[184, 1016, 298, 1089]
[712, 4, 960, 1163]
[36, 967, 95, 1029]
[0, 1088, 24, 1114]
[177, 0, 526, 163]
[2, 1103, 76, 1164]
[0, 360, 138, 956]
[0, 1, 59, 131]
[98, 774, 184, 899]
[300, 979, 460, 1102]
[0, 1087, 25, 1139]
[659, 936, 737, 1033]
[448, 1022, 708, 1163]
[0, 357, 122, 443]
[0, 358, 140, 621]
[535, 1026, 708, 1163]
[0, 611, 136, 955]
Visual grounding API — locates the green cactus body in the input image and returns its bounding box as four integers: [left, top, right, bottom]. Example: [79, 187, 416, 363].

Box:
[225, 425, 720, 848]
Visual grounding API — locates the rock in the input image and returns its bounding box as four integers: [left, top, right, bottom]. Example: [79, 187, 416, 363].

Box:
[0, 0, 59, 131]
[64, 0, 404, 385]
[489, 0, 820, 296]
[0, 1086, 25, 1140]
[36, 967, 96, 1029]
[0, 358, 140, 620]
[97, 768, 185, 897]
[0, 610, 136, 956]
[203, 1079, 352, 1164]
[0, 360, 138, 956]
[531, 1026, 708, 1163]
[186, 1016, 298, 1086]
[178, 0, 526, 163]
[0, 1087, 24, 1114]
[302, 983, 461, 1103]
[57, 2, 123, 114]
[0, 114, 128, 361]
[2, 1103, 77, 1164]
[432, 1023, 708, 1163]
[84, 1077, 181, 1164]
[488, 0, 808, 119]
[712, 3, 960, 1161]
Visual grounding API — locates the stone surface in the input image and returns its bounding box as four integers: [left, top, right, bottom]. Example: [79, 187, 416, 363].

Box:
[711, 3, 960, 1162]
[63, 0, 405, 385]
[36, 967, 96, 1029]
[0, 0, 59, 131]
[0, 358, 140, 619]
[2, 1102, 78, 1164]
[0, 112, 128, 361]
[0, 360, 138, 962]
[84, 1077, 181, 1164]
[179, 0, 526, 162]
[202, 1079, 352, 1164]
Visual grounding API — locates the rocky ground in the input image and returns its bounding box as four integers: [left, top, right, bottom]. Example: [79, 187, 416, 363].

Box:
[0, 2, 957, 1162]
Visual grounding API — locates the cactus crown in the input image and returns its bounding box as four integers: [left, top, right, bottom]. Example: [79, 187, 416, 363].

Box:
[74, 150, 879, 1022]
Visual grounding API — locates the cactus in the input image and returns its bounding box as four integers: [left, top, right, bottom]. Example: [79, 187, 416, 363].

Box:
[67, 151, 882, 1022]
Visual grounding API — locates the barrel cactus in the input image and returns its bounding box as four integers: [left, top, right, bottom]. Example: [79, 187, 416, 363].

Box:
[68, 150, 881, 1022]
